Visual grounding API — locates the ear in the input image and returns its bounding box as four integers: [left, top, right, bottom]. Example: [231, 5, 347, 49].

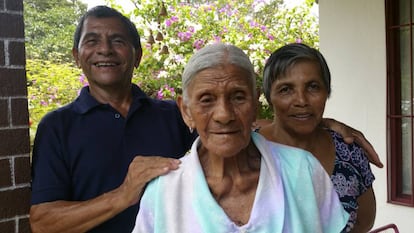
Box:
[256, 86, 261, 101]
[252, 98, 258, 122]
[134, 49, 143, 68]
[72, 48, 80, 68]
[177, 96, 195, 129]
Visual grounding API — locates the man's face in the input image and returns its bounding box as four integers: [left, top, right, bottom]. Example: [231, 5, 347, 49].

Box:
[72, 16, 141, 89]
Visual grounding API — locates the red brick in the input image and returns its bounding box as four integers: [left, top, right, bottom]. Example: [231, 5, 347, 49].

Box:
[14, 156, 30, 184]
[0, 159, 12, 188]
[0, 13, 24, 38]
[0, 41, 4, 66]
[11, 98, 28, 126]
[0, 68, 27, 97]
[9, 41, 25, 66]
[0, 99, 8, 127]
[19, 216, 32, 233]
[0, 220, 15, 233]
[1, 0, 30, 228]
[6, 0, 22, 11]
[0, 129, 30, 156]
[0, 187, 30, 219]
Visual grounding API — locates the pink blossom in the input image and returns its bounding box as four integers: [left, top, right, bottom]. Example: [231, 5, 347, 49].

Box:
[213, 36, 222, 43]
[219, 5, 229, 14]
[156, 85, 176, 99]
[165, 16, 179, 27]
[79, 74, 89, 87]
[203, 5, 213, 12]
[267, 34, 274, 41]
[167, 86, 175, 96]
[157, 89, 164, 99]
[218, 4, 236, 16]
[193, 39, 205, 50]
[178, 31, 192, 42]
[174, 54, 184, 63]
[249, 20, 259, 28]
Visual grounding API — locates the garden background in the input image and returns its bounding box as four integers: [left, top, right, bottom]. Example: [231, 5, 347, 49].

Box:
[25, 0, 319, 145]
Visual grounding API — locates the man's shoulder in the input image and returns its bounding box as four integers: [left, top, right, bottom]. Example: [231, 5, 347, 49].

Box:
[145, 98, 178, 109]
[139, 98, 180, 116]
[42, 101, 77, 119]
[131, 84, 178, 110]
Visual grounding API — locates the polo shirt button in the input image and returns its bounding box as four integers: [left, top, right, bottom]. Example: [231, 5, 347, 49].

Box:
[115, 113, 120, 118]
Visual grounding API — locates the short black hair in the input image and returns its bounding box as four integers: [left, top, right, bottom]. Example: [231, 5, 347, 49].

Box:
[73, 5, 141, 52]
[263, 43, 331, 104]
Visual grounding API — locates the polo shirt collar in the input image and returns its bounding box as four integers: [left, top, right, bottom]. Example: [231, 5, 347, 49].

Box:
[73, 84, 149, 114]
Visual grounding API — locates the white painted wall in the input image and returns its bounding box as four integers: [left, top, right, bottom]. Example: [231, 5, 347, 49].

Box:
[319, 0, 413, 231]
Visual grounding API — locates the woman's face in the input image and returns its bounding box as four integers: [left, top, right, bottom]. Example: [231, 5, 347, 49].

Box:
[180, 64, 257, 158]
[270, 60, 328, 135]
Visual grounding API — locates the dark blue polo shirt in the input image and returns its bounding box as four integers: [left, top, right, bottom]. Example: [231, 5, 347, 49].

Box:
[31, 85, 196, 232]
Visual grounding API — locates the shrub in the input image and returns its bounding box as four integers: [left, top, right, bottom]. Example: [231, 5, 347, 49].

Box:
[127, 0, 319, 118]
[27, 0, 319, 144]
[27, 59, 83, 142]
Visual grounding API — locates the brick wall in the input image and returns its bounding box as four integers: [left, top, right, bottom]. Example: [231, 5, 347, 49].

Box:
[0, 0, 32, 232]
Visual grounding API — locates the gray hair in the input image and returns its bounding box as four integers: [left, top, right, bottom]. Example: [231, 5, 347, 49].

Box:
[182, 43, 257, 101]
[262, 43, 331, 105]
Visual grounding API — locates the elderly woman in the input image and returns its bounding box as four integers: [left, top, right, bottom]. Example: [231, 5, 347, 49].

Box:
[258, 43, 376, 233]
[131, 43, 349, 233]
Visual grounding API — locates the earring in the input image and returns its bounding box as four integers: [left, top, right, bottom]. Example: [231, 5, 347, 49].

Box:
[189, 127, 194, 133]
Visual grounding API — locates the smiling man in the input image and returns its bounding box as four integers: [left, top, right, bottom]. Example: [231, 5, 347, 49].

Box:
[29, 6, 196, 233]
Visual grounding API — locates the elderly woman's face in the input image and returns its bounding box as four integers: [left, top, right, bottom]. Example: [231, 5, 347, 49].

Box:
[181, 64, 257, 158]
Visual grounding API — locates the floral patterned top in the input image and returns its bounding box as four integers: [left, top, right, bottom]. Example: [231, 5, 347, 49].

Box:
[329, 130, 375, 232]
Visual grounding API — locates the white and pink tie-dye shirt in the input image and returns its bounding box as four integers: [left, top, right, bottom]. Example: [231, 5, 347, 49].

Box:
[132, 133, 349, 233]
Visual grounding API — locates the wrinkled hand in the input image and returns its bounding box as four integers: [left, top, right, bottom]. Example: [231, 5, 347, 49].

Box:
[321, 118, 384, 168]
[119, 156, 181, 207]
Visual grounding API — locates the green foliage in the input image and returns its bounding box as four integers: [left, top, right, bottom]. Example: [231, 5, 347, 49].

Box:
[27, 0, 319, 144]
[24, 0, 87, 63]
[27, 59, 83, 141]
[124, 0, 319, 118]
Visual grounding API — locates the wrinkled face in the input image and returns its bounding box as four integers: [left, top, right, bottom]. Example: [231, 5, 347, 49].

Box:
[270, 61, 328, 135]
[179, 64, 257, 157]
[72, 16, 141, 88]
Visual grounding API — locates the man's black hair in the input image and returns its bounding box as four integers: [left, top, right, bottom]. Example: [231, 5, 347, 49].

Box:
[73, 5, 141, 52]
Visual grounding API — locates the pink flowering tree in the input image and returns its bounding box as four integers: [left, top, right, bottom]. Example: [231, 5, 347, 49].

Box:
[26, 0, 318, 143]
[112, 0, 319, 118]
